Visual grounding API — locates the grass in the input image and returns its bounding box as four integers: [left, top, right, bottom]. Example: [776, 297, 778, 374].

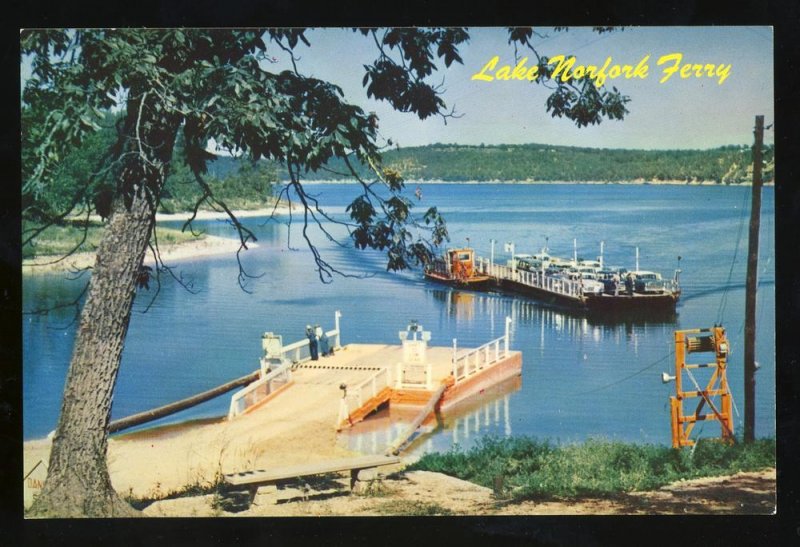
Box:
[124, 473, 227, 512]
[408, 436, 776, 501]
[23, 220, 203, 259]
[23, 220, 105, 258]
[374, 500, 454, 516]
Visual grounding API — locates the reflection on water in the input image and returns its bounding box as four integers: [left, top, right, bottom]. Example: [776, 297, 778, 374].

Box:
[430, 285, 677, 327]
[338, 375, 522, 456]
[444, 376, 521, 447]
[428, 286, 677, 356]
[24, 184, 775, 449]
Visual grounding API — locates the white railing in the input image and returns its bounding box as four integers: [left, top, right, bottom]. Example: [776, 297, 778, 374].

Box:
[272, 313, 342, 368]
[338, 366, 393, 425]
[230, 310, 343, 418]
[451, 316, 513, 385]
[228, 363, 293, 418]
[477, 258, 583, 299]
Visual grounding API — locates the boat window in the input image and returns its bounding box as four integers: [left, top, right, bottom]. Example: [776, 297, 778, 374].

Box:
[459, 253, 471, 261]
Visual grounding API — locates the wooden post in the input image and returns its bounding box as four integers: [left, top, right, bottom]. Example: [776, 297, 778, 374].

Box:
[744, 115, 764, 443]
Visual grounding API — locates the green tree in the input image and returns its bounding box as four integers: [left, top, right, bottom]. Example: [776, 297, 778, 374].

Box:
[22, 27, 629, 517]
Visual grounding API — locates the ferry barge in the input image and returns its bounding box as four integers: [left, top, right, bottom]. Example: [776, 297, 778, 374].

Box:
[426, 242, 681, 314]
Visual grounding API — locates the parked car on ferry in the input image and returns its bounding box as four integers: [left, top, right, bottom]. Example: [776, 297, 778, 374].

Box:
[577, 265, 600, 277]
[631, 271, 668, 293]
[577, 259, 602, 270]
[597, 267, 628, 294]
[545, 263, 572, 276]
[576, 272, 605, 296]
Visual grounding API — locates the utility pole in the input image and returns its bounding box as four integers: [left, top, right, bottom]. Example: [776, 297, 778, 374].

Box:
[744, 115, 764, 443]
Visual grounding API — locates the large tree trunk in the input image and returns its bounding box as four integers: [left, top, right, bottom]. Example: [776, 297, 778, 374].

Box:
[29, 96, 179, 517]
[29, 188, 156, 517]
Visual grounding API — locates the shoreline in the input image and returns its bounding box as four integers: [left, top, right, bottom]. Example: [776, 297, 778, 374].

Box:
[21, 205, 297, 275]
[23, 376, 364, 507]
[22, 233, 255, 275]
[154, 202, 296, 222]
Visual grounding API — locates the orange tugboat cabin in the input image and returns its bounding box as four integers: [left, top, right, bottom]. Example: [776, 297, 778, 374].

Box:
[424, 248, 492, 289]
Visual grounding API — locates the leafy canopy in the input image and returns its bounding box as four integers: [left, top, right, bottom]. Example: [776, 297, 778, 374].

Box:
[21, 28, 631, 276]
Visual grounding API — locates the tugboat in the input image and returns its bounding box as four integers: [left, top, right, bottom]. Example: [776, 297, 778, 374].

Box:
[424, 248, 492, 290]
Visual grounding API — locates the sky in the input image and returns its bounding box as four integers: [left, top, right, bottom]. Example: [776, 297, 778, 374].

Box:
[262, 26, 774, 150]
[21, 27, 774, 151]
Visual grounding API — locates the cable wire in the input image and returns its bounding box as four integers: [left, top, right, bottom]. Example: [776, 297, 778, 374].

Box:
[716, 184, 751, 324]
[577, 347, 674, 395]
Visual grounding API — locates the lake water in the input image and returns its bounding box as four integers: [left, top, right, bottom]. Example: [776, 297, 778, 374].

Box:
[22, 183, 776, 455]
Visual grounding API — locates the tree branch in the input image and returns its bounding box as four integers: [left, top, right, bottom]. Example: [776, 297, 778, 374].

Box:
[23, 206, 95, 268]
[188, 162, 263, 291]
[286, 162, 372, 283]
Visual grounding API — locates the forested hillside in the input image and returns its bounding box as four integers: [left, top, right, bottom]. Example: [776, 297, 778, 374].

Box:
[23, 112, 772, 228]
[298, 143, 775, 184]
[21, 111, 278, 222]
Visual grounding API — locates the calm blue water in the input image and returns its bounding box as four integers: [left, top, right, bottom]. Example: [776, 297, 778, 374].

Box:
[23, 183, 776, 454]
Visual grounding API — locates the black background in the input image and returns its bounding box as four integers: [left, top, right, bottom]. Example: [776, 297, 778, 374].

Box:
[3, 1, 798, 545]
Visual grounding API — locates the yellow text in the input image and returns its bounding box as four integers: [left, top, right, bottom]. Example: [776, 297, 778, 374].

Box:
[471, 56, 540, 82]
[548, 55, 650, 88]
[657, 53, 732, 84]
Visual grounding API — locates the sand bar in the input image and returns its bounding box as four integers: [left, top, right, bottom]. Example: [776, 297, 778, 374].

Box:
[21, 205, 300, 275]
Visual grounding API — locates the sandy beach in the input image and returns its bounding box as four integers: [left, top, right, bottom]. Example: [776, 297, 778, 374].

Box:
[23, 376, 363, 509]
[154, 203, 295, 222]
[21, 205, 297, 275]
[22, 233, 251, 274]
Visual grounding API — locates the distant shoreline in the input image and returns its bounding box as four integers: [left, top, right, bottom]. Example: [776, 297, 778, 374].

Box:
[22, 233, 254, 274]
[21, 179, 771, 276]
[155, 202, 297, 222]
